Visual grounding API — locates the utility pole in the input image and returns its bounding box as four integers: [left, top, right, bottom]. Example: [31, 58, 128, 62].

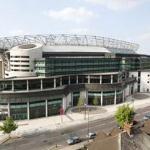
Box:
[87, 106, 90, 142]
[84, 103, 87, 120]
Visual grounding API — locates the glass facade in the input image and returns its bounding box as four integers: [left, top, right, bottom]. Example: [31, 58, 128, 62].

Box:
[88, 92, 101, 105]
[29, 79, 41, 90]
[47, 99, 62, 116]
[14, 80, 27, 91]
[102, 75, 111, 84]
[116, 90, 123, 104]
[140, 57, 150, 69]
[0, 103, 8, 120]
[35, 58, 121, 76]
[29, 101, 45, 119]
[73, 92, 80, 106]
[103, 91, 115, 105]
[43, 78, 54, 89]
[10, 103, 27, 120]
[0, 81, 12, 91]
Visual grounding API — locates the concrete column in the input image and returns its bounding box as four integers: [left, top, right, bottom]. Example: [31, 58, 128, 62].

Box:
[7, 102, 10, 117]
[45, 99, 48, 117]
[101, 91, 103, 106]
[100, 75, 102, 84]
[27, 80, 29, 91]
[123, 90, 125, 102]
[12, 80, 14, 91]
[111, 75, 113, 84]
[80, 90, 87, 104]
[54, 78, 56, 88]
[60, 77, 62, 86]
[76, 75, 78, 84]
[27, 101, 30, 120]
[63, 96, 67, 110]
[114, 90, 117, 105]
[118, 74, 120, 83]
[40, 79, 43, 90]
[88, 75, 90, 84]
[68, 76, 70, 85]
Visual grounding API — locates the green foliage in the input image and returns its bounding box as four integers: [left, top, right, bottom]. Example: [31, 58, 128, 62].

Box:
[93, 96, 99, 105]
[115, 104, 134, 128]
[0, 117, 18, 134]
[77, 97, 85, 107]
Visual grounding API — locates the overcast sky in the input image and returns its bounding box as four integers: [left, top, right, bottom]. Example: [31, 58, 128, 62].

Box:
[0, 0, 150, 54]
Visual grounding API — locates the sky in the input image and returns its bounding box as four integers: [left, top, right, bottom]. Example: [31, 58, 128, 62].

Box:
[0, 0, 150, 54]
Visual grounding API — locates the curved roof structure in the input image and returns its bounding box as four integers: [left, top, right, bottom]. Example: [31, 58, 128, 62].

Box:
[0, 34, 139, 52]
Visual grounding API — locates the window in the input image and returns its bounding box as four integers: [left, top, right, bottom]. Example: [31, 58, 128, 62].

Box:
[21, 56, 29, 58]
[147, 89, 149, 92]
[21, 60, 29, 63]
[148, 74, 150, 77]
[147, 81, 149, 84]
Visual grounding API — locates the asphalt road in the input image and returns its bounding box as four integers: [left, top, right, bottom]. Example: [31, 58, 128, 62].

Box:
[0, 106, 150, 150]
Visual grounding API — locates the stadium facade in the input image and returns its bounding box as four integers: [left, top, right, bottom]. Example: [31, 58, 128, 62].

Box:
[0, 34, 149, 120]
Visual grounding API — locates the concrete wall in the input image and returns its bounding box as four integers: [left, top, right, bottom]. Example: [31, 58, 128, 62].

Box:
[140, 72, 150, 92]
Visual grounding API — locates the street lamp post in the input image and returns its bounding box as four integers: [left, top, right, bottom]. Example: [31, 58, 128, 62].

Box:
[84, 103, 87, 120]
[87, 106, 89, 142]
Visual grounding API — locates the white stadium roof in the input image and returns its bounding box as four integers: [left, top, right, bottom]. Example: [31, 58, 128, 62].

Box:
[0, 34, 139, 54]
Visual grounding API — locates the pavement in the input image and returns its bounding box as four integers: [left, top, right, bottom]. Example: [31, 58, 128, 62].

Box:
[0, 93, 150, 147]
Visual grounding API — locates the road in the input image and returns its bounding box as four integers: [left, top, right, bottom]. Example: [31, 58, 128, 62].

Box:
[0, 106, 150, 150]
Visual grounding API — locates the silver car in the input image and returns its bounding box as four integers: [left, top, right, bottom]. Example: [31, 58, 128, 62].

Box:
[143, 113, 150, 121]
[86, 132, 96, 139]
[67, 135, 81, 145]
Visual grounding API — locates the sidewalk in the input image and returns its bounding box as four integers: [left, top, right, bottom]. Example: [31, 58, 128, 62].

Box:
[0, 93, 150, 143]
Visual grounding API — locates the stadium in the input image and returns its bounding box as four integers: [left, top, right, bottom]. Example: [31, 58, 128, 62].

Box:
[0, 34, 150, 120]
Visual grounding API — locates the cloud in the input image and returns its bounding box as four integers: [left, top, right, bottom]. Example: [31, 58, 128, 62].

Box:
[44, 7, 94, 23]
[86, 0, 146, 11]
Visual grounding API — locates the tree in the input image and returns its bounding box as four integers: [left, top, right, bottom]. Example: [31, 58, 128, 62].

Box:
[0, 117, 18, 138]
[115, 104, 135, 128]
[93, 96, 99, 105]
[77, 97, 85, 112]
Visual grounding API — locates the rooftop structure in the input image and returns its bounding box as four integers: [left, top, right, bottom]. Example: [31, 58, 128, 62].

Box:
[0, 34, 139, 53]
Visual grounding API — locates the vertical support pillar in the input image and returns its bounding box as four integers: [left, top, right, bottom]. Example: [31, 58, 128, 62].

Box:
[12, 80, 14, 91]
[7, 102, 10, 117]
[76, 75, 78, 84]
[100, 75, 102, 84]
[86, 90, 88, 105]
[88, 75, 90, 84]
[118, 74, 120, 83]
[40, 79, 43, 91]
[60, 77, 62, 86]
[123, 90, 125, 102]
[54, 78, 56, 88]
[68, 76, 70, 85]
[27, 101, 30, 120]
[114, 90, 117, 105]
[63, 96, 67, 110]
[111, 75, 113, 84]
[101, 91, 103, 106]
[27, 80, 29, 91]
[45, 99, 48, 117]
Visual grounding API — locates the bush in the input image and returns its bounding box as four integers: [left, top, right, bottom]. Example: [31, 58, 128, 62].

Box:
[115, 104, 135, 128]
[0, 117, 18, 137]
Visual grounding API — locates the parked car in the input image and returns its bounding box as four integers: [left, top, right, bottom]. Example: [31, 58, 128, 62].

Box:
[86, 132, 96, 139]
[67, 135, 81, 145]
[143, 113, 150, 121]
